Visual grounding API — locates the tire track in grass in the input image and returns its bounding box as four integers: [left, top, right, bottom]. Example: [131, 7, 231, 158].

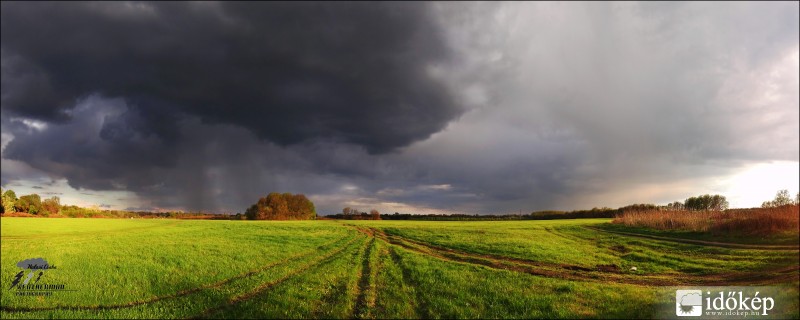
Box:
[541, 227, 580, 242]
[545, 226, 715, 268]
[585, 226, 800, 250]
[308, 239, 365, 320]
[385, 233, 602, 282]
[353, 237, 376, 319]
[378, 228, 799, 286]
[388, 246, 431, 319]
[193, 235, 365, 319]
[348, 225, 427, 318]
[0, 235, 354, 313]
[562, 227, 777, 265]
[541, 226, 591, 243]
[371, 243, 388, 317]
[380, 228, 594, 271]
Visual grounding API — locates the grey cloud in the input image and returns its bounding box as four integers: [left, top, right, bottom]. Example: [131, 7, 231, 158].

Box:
[406, 2, 799, 210]
[16, 258, 48, 269]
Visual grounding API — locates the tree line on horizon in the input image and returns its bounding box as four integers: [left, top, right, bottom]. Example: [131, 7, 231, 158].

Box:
[1, 189, 61, 216]
[3, 187, 798, 220]
[662, 194, 729, 211]
[0, 187, 236, 219]
[325, 191, 799, 221]
[325, 207, 382, 220]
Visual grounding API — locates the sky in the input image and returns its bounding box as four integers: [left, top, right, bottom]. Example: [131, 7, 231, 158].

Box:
[1, 2, 798, 214]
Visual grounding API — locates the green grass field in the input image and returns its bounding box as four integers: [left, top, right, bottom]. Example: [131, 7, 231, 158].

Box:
[1, 218, 798, 318]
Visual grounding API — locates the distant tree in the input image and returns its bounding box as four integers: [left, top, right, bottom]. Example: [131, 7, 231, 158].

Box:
[281, 193, 296, 218]
[255, 197, 274, 220]
[369, 209, 381, 220]
[774, 189, 792, 206]
[710, 195, 729, 211]
[244, 204, 258, 220]
[299, 194, 316, 219]
[16, 194, 42, 214]
[689, 195, 710, 211]
[265, 193, 288, 219]
[762, 189, 793, 208]
[618, 203, 657, 213]
[665, 201, 684, 211]
[245, 192, 316, 220]
[685, 196, 696, 210]
[684, 194, 727, 211]
[2, 189, 17, 213]
[286, 193, 316, 219]
[2, 189, 14, 200]
[42, 196, 61, 215]
[343, 207, 353, 216]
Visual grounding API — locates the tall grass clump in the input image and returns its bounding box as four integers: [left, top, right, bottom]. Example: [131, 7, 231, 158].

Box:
[613, 205, 799, 235]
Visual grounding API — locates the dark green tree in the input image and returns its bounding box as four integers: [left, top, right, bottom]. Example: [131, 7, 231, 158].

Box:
[684, 194, 727, 211]
[16, 194, 42, 214]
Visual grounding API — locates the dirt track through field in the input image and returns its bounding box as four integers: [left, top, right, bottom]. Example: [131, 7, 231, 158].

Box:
[193, 235, 366, 319]
[348, 225, 799, 287]
[353, 237, 377, 319]
[0, 235, 356, 313]
[585, 226, 800, 250]
[388, 246, 431, 319]
[350, 225, 429, 318]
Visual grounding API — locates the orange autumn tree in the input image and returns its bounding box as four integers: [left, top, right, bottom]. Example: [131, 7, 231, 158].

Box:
[245, 193, 316, 220]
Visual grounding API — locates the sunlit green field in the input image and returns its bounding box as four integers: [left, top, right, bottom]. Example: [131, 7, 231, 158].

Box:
[1, 218, 798, 319]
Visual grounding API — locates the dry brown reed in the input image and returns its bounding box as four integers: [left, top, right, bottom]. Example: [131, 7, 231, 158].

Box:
[612, 205, 799, 235]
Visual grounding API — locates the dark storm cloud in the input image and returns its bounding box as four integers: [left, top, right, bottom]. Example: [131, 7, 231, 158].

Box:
[2, 95, 396, 211]
[1, 1, 458, 153]
[2, 97, 174, 191]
